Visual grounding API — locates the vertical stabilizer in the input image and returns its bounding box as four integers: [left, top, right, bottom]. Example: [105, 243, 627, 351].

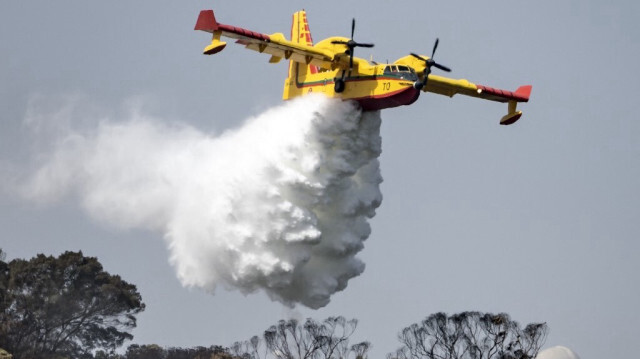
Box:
[284, 10, 317, 99]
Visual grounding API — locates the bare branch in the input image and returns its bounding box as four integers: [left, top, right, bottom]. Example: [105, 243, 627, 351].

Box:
[389, 312, 548, 359]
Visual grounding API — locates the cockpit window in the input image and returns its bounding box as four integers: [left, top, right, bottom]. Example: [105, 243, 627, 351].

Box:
[385, 65, 414, 73]
[383, 64, 419, 81]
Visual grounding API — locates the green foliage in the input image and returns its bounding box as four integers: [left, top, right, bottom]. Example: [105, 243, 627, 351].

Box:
[0, 251, 145, 359]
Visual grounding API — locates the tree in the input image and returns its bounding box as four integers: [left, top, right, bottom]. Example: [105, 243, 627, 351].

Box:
[0, 249, 10, 343]
[388, 312, 547, 359]
[0, 251, 145, 359]
[231, 316, 370, 359]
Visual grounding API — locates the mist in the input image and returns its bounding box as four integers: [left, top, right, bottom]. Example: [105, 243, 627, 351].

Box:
[18, 95, 383, 309]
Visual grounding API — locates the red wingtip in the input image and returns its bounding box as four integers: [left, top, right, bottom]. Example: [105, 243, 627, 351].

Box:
[514, 85, 532, 101]
[195, 10, 218, 32]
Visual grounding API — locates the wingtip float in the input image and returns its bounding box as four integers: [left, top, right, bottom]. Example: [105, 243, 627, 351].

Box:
[195, 9, 531, 125]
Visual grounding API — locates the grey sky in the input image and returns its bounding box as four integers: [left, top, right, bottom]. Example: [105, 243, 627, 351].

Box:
[2, 1, 639, 358]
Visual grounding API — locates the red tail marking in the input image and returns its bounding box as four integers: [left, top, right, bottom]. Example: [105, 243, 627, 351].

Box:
[288, 11, 318, 75]
[302, 13, 318, 74]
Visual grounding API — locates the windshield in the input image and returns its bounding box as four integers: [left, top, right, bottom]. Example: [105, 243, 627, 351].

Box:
[384, 65, 418, 81]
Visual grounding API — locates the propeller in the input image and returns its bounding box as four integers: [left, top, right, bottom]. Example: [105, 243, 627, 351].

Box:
[331, 18, 374, 70]
[411, 38, 451, 90]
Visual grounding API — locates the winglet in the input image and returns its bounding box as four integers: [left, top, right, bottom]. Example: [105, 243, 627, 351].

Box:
[514, 85, 532, 102]
[196, 10, 227, 55]
[195, 10, 219, 32]
[499, 85, 532, 125]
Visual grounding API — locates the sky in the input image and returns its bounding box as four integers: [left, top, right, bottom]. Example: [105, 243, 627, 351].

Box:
[1, 1, 639, 358]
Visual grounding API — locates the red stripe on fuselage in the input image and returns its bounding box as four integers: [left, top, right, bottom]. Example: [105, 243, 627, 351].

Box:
[292, 64, 419, 111]
[295, 74, 412, 89]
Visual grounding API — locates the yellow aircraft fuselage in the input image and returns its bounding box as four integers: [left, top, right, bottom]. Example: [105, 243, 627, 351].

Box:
[284, 56, 420, 111]
[280, 14, 424, 111]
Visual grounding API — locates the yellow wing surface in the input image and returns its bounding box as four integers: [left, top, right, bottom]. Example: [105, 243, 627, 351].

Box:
[195, 10, 347, 71]
[395, 55, 531, 125]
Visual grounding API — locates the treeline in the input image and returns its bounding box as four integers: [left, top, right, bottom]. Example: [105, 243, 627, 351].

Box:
[91, 317, 369, 359]
[0, 250, 548, 359]
[95, 344, 233, 359]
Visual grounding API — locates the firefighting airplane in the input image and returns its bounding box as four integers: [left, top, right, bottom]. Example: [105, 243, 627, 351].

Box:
[195, 9, 532, 125]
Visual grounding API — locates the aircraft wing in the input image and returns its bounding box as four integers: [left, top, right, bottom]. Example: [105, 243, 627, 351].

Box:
[424, 75, 530, 103]
[195, 10, 339, 70]
[395, 54, 532, 125]
[424, 75, 532, 125]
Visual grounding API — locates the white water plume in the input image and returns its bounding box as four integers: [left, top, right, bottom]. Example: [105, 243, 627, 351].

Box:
[20, 95, 383, 308]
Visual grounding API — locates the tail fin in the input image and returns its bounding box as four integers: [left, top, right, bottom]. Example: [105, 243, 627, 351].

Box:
[284, 10, 317, 99]
[289, 10, 317, 74]
[291, 10, 313, 46]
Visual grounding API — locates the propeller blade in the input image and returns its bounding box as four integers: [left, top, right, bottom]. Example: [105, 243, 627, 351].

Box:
[351, 18, 355, 39]
[412, 38, 451, 74]
[433, 62, 451, 72]
[431, 38, 439, 58]
[355, 42, 374, 48]
[331, 40, 349, 45]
